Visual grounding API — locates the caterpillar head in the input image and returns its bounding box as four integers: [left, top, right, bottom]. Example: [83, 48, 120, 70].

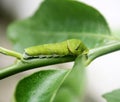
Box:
[67, 39, 89, 55]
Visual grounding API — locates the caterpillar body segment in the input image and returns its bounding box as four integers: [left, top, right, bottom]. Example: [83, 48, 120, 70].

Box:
[23, 39, 89, 59]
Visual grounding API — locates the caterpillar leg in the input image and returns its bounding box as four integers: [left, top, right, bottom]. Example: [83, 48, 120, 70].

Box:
[39, 54, 64, 58]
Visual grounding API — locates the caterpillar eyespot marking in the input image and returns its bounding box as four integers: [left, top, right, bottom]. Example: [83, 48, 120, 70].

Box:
[23, 39, 89, 60]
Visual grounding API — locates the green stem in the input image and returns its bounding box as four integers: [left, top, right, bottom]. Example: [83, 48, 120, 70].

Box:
[1, 42, 120, 79]
[0, 47, 22, 59]
[0, 56, 76, 79]
[87, 42, 120, 65]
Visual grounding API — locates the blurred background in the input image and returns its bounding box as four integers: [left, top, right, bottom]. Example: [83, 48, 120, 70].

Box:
[0, 0, 120, 102]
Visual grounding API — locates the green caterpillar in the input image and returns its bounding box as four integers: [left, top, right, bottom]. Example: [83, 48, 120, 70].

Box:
[23, 39, 89, 59]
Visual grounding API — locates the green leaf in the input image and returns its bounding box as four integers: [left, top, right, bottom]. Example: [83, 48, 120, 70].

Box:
[54, 55, 87, 102]
[7, 0, 112, 53]
[53, 88, 79, 102]
[14, 69, 70, 102]
[14, 55, 87, 102]
[103, 89, 120, 102]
